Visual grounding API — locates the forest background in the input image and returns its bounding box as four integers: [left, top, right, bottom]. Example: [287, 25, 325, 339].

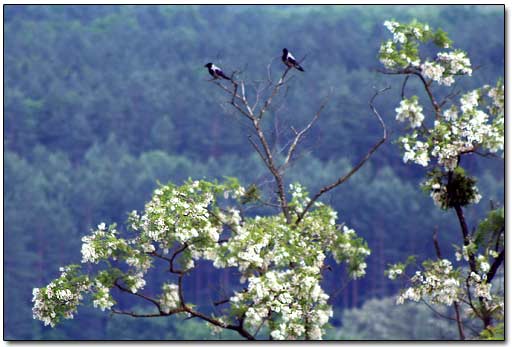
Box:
[4, 4, 504, 340]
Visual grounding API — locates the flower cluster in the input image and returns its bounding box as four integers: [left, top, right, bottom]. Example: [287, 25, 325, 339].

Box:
[212, 184, 369, 283]
[379, 20, 432, 69]
[92, 280, 115, 311]
[32, 266, 91, 327]
[395, 97, 425, 128]
[396, 259, 461, 306]
[139, 181, 220, 248]
[231, 268, 332, 340]
[124, 272, 146, 293]
[289, 183, 311, 214]
[33, 179, 370, 340]
[389, 245, 503, 321]
[400, 133, 430, 167]
[380, 20, 472, 88]
[455, 242, 474, 262]
[386, 264, 404, 280]
[437, 50, 472, 76]
[81, 223, 128, 264]
[421, 51, 472, 86]
[424, 89, 500, 169]
[468, 272, 492, 301]
[397, 82, 503, 209]
[487, 82, 504, 116]
[379, 20, 453, 71]
[159, 283, 181, 313]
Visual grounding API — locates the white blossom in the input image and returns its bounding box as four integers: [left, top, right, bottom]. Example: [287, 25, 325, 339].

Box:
[460, 90, 479, 113]
[160, 283, 180, 313]
[443, 107, 458, 122]
[92, 281, 115, 311]
[395, 98, 425, 128]
[422, 61, 445, 82]
[384, 20, 400, 33]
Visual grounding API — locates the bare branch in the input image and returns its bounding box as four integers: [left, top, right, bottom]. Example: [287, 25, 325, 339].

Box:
[240, 80, 256, 117]
[266, 56, 280, 85]
[169, 243, 189, 274]
[248, 136, 271, 169]
[251, 83, 262, 112]
[280, 93, 331, 172]
[486, 249, 504, 283]
[439, 90, 461, 108]
[186, 306, 255, 340]
[453, 302, 466, 340]
[212, 79, 254, 121]
[114, 280, 163, 312]
[433, 227, 442, 259]
[401, 75, 410, 99]
[213, 298, 231, 306]
[258, 67, 293, 120]
[250, 117, 292, 223]
[379, 67, 441, 119]
[296, 86, 389, 224]
[420, 299, 457, 322]
[111, 308, 178, 318]
[327, 274, 352, 304]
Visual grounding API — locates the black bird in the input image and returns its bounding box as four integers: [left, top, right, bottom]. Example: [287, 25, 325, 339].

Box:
[282, 48, 304, 72]
[204, 62, 231, 80]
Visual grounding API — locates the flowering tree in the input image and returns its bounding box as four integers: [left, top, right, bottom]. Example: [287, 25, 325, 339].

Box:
[379, 20, 504, 340]
[32, 58, 388, 339]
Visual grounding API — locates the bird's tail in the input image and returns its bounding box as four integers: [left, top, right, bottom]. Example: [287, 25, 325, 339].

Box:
[220, 72, 232, 80]
[295, 64, 305, 72]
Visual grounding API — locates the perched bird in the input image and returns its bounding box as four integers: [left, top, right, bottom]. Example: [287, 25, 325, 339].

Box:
[204, 62, 231, 80]
[282, 48, 304, 72]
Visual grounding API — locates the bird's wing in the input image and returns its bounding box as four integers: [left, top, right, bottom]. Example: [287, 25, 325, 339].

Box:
[287, 52, 297, 64]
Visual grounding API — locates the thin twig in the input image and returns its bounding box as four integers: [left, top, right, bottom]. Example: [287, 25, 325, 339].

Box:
[401, 75, 410, 99]
[111, 308, 178, 318]
[114, 280, 162, 312]
[433, 227, 442, 259]
[280, 92, 332, 172]
[296, 86, 389, 224]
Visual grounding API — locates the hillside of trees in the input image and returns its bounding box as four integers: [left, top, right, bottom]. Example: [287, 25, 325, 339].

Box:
[4, 5, 504, 339]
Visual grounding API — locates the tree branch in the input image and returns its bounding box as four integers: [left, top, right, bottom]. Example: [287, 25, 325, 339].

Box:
[114, 279, 163, 313]
[431, 227, 465, 340]
[280, 93, 331, 172]
[184, 306, 255, 340]
[433, 227, 442, 259]
[486, 249, 504, 284]
[111, 308, 178, 318]
[213, 67, 294, 223]
[401, 75, 410, 99]
[258, 67, 292, 120]
[170, 243, 189, 274]
[296, 86, 389, 224]
[379, 67, 441, 119]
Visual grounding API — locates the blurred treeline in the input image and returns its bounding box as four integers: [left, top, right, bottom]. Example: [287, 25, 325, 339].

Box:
[4, 5, 503, 340]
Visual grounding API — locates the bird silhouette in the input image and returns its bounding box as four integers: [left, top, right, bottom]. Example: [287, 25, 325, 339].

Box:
[204, 63, 231, 80]
[282, 48, 304, 72]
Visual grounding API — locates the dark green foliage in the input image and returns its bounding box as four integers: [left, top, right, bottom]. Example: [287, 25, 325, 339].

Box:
[4, 4, 503, 340]
[474, 207, 504, 249]
[423, 167, 483, 209]
[479, 322, 504, 340]
[445, 167, 479, 208]
[240, 184, 261, 205]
